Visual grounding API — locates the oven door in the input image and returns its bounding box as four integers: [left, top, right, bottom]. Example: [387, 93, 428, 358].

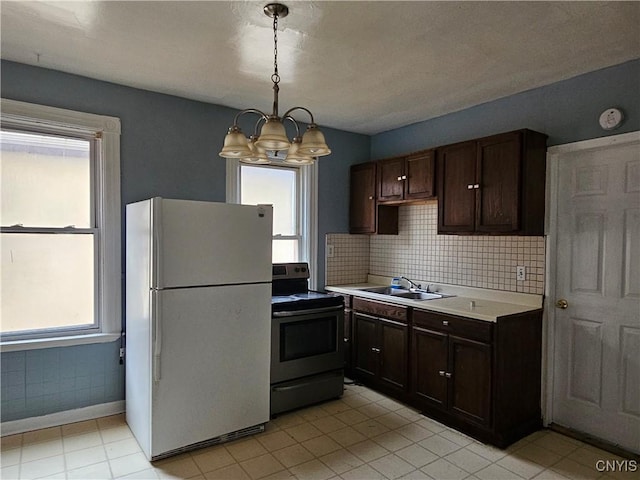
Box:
[271, 306, 344, 385]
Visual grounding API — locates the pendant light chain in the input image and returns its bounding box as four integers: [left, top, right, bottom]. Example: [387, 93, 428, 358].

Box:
[272, 13, 280, 85]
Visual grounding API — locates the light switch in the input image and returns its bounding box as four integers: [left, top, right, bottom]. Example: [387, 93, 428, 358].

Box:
[327, 245, 335, 258]
[516, 266, 526, 281]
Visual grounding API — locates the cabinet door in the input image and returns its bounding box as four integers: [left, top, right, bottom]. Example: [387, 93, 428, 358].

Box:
[406, 151, 436, 200]
[448, 335, 492, 427]
[349, 163, 377, 233]
[379, 319, 408, 390]
[344, 309, 352, 376]
[353, 313, 379, 379]
[377, 157, 405, 202]
[476, 132, 521, 233]
[437, 141, 477, 233]
[412, 326, 448, 409]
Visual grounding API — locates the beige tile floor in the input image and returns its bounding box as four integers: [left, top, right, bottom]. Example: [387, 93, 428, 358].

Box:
[0, 383, 635, 480]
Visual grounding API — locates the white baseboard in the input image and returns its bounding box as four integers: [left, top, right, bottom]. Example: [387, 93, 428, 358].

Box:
[1, 401, 125, 436]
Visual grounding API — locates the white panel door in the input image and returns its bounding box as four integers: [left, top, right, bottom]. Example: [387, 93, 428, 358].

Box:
[154, 199, 273, 288]
[550, 133, 640, 453]
[150, 283, 271, 458]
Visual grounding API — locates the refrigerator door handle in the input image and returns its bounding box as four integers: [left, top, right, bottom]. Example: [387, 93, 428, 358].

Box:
[151, 197, 163, 289]
[153, 291, 162, 382]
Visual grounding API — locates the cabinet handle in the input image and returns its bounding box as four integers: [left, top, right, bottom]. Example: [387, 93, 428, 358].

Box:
[397, 176, 402, 181]
[344, 337, 349, 343]
[368, 196, 374, 200]
[467, 184, 474, 189]
[442, 320, 449, 326]
[474, 184, 480, 189]
[439, 370, 446, 377]
[371, 347, 381, 353]
[402, 175, 407, 180]
[445, 372, 452, 378]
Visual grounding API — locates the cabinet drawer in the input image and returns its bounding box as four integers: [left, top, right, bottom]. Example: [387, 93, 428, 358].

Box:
[353, 297, 408, 323]
[413, 310, 492, 343]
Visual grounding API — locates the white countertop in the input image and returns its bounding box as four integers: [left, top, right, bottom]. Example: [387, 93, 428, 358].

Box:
[325, 278, 543, 322]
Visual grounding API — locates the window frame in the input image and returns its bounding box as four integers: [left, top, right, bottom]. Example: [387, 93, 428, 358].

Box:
[227, 158, 318, 289]
[0, 98, 121, 351]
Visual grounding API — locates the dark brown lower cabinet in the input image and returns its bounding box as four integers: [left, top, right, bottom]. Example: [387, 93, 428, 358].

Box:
[412, 326, 491, 427]
[379, 319, 408, 390]
[412, 326, 448, 408]
[344, 302, 353, 378]
[349, 295, 542, 448]
[352, 298, 409, 397]
[449, 336, 492, 426]
[353, 313, 378, 378]
[411, 309, 542, 447]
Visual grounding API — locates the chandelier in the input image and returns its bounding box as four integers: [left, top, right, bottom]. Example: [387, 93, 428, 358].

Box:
[218, 3, 331, 165]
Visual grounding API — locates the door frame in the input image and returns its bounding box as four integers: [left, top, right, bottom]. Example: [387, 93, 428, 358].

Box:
[543, 130, 640, 427]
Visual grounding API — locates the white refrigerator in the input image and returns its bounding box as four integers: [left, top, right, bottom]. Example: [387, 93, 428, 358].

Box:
[125, 197, 273, 460]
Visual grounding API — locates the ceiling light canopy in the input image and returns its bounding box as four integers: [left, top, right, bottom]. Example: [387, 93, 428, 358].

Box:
[218, 3, 331, 165]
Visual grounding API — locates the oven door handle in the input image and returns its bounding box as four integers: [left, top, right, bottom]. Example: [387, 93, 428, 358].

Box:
[272, 305, 343, 317]
[272, 382, 313, 393]
[272, 372, 343, 392]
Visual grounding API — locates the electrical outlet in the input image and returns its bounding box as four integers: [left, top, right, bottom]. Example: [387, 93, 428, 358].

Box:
[516, 266, 526, 281]
[327, 245, 335, 258]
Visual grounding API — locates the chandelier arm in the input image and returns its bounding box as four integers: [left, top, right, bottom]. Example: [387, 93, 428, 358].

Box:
[232, 108, 269, 127]
[283, 115, 301, 137]
[282, 106, 316, 126]
[252, 117, 267, 136]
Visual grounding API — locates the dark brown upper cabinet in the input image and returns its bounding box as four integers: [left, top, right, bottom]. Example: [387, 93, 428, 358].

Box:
[349, 162, 398, 234]
[378, 150, 436, 204]
[349, 162, 376, 234]
[437, 129, 547, 235]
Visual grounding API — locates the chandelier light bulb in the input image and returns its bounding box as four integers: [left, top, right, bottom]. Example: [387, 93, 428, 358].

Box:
[242, 136, 271, 164]
[298, 124, 332, 157]
[254, 116, 291, 151]
[284, 136, 315, 164]
[219, 127, 252, 158]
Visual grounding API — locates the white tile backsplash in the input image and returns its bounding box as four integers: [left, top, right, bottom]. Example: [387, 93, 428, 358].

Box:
[326, 202, 545, 295]
[325, 234, 370, 285]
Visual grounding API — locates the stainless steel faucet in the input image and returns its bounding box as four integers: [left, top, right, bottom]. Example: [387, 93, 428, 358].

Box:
[401, 276, 436, 293]
[401, 276, 422, 291]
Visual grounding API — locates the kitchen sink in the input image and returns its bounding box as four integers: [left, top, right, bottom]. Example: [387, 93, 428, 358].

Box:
[360, 286, 452, 301]
[391, 291, 443, 300]
[361, 286, 408, 295]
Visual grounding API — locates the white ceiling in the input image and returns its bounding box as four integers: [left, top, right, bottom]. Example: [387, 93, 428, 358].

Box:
[1, 1, 639, 135]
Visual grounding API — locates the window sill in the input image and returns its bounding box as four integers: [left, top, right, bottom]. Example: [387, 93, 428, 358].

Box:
[0, 333, 121, 353]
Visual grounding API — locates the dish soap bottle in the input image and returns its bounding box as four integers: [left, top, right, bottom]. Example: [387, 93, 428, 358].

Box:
[391, 277, 402, 289]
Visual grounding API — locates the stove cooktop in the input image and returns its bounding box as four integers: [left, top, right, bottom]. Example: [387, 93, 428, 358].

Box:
[271, 291, 344, 313]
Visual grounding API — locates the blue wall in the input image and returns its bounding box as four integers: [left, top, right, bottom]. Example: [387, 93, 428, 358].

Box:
[0, 60, 369, 422]
[1, 343, 123, 421]
[372, 59, 639, 159]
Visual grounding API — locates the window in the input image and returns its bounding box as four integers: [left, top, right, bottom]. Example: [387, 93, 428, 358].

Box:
[227, 158, 317, 287]
[240, 164, 300, 263]
[0, 99, 121, 345]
